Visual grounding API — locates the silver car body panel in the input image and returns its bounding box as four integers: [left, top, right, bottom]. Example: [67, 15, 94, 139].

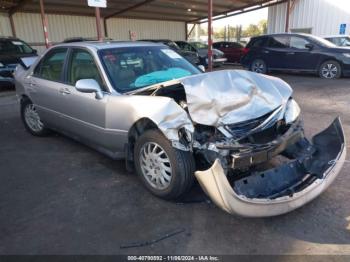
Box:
[179, 70, 292, 126]
[195, 118, 346, 217]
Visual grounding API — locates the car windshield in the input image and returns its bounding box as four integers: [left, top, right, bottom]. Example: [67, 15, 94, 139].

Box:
[328, 36, 350, 46]
[307, 35, 337, 47]
[191, 42, 208, 49]
[0, 40, 33, 55]
[99, 46, 201, 93]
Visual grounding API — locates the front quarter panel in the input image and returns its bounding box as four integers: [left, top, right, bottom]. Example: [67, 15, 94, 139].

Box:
[105, 94, 194, 148]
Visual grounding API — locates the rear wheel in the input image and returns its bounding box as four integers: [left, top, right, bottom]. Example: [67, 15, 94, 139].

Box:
[134, 129, 195, 200]
[21, 99, 50, 136]
[251, 59, 267, 74]
[319, 60, 341, 79]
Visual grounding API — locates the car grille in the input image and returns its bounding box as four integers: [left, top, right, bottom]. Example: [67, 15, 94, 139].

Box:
[225, 112, 273, 140]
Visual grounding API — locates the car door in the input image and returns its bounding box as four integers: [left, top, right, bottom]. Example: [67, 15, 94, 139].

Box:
[28, 47, 69, 127]
[265, 35, 290, 69]
[287, 36, 320, 71]
[56, 48, 117, 152]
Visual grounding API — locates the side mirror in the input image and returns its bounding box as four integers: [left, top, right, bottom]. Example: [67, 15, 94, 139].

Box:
[32, 49, 38, 54]
[75, 79, 103, 99]
[305, 43, 314, 50]
[198, 65, 206, 72]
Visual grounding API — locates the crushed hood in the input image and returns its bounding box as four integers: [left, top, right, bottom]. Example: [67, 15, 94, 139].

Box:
[179, 70, 293, 126]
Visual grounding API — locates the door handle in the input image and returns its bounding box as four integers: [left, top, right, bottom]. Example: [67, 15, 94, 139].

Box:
[287, 52, 295, 55]
[262, 50, 270, 54]
[59, 88, 71, 95]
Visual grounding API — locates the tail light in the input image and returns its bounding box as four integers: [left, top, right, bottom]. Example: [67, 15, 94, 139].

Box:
[242, 47, 250, 55]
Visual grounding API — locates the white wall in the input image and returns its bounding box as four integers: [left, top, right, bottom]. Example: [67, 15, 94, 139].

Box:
[268, 0, 350, 36]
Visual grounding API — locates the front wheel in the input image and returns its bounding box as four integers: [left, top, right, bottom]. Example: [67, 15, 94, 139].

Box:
[21, 99, 50, 136]
[134, 129, 195, 200]
[250, 59, 267, 74]
[319, 60, 341, 79]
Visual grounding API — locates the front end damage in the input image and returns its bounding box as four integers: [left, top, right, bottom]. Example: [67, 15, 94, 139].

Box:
[195, 118, 346, 217]
[134, 70, 346, 217]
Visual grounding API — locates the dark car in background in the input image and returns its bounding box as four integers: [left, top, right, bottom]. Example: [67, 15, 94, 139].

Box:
[175, 41, 227, 67]
[241, 33, 350, 79]
[324, 35, 350, 47]
[139, 39, 200, 65]
[213, 41, 245, 63]
[0, 37, 38, 87]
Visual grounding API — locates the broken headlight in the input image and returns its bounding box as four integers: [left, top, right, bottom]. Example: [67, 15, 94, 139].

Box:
[284, 99, 300, 124]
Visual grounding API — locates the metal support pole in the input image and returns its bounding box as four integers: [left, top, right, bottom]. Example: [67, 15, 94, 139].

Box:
[95, 7, 103, 41]
[187, 24, 196, 40]
[103, 18, 108, 38]
[285, 0, 291, 32]
[207, 0, 213, 71]
[39, 0, 50, 48]
[9, 14, 16, 37]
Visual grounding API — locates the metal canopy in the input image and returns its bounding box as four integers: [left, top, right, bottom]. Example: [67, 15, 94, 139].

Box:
[1, 0, 285, 22]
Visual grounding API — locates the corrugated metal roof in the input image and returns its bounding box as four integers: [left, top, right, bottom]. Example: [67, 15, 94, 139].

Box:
[0, 0, 285, 22]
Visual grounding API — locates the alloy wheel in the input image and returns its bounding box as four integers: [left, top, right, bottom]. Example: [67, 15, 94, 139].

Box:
[24, 104, 44, 132]
[139, 142, 172, 190]
[252, 60, 266, 73]
[321, 63, 338, 79]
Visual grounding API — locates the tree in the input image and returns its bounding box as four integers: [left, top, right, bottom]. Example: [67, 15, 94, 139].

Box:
[258, 19, 268, 34]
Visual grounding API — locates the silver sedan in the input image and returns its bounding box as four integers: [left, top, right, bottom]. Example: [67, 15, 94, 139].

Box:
[15, 41, 346, 217]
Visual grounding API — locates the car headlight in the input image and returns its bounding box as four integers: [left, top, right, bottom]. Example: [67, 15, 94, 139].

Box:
[285, 99, 300, 124]
[343, 53, 350, 58]
[0, 62, 4, 67]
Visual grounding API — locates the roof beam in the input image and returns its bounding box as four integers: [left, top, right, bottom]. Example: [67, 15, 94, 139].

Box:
[189, 0, 286, 23]
[8, 0, 31, 15]
[104, 0, 156, 19]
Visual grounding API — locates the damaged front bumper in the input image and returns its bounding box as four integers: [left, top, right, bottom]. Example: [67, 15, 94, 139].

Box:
[195, 117, 346, 217]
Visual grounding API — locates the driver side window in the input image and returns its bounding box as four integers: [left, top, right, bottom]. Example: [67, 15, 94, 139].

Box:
[67, 49, 104, 89]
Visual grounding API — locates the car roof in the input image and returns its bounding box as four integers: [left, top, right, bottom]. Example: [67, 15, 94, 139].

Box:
[323, 35, 350, 38]
[0, 36, 22, 41]
[251, 33, 314, 39]
[53, 40, 165, 50]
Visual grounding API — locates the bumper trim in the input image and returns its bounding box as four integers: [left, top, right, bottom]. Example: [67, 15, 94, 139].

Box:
[195, 117, 346, 217]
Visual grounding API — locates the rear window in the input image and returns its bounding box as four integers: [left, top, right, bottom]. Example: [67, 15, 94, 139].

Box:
[267, 36, 289, 48]
[247, 37, 267, 48]
[0, 40, 33, 55]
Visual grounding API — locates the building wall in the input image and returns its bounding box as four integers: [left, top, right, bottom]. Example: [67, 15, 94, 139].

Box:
[106, 18, 185, 41]
[0, 12, 185, 54]
[268, 0, 350, 36]
[0, 12, 12, 36]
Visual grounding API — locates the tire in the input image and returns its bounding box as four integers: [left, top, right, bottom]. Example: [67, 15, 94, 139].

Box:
[21, 98, 50, 136]
[134, 129, 195, 200]
[319, 60, 341, 79]
[250, 59, 267, 74]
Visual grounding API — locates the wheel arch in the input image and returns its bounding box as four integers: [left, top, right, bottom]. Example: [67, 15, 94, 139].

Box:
[317, 57, 343, 75]
[125, 117, 160, 170]
[20, 94, 31, 104]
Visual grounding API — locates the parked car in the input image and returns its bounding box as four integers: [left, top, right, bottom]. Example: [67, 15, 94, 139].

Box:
[0, 37, 37, 87]
[175, 41, 227, 67]
[63, 37, 113, 43]
[139, 39, 200, 65]
[324, 35, 350, 47]
[15, 41, 345, 217]
[241, 33, 350, 79]
[213, 41, 245, 63]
